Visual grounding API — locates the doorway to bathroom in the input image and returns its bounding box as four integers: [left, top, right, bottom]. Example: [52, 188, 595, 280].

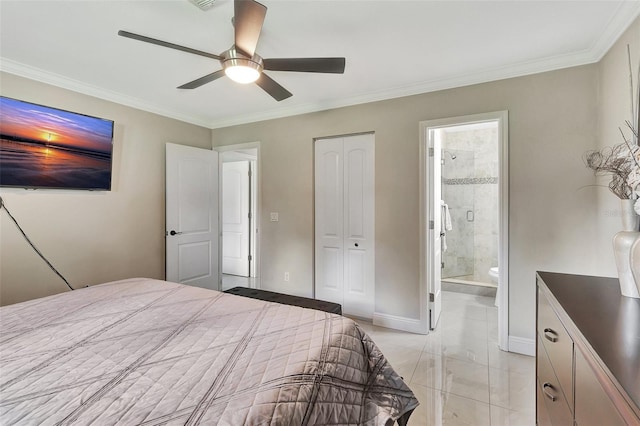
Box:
[420, 111, 509, 351]
[440, 123, 499, 292]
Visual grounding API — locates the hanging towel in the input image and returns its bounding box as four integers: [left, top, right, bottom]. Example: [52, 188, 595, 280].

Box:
[440, 200, 453, 253]
[441, 201, 453, 231]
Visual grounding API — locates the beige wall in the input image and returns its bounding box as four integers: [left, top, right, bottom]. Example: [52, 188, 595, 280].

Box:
[596, 18, 640, 274]
[0, 72, 212, 306]
[212, 64, 600, 341]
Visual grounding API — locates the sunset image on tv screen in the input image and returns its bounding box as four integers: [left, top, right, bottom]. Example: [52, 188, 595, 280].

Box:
[0, 96, 114, 190]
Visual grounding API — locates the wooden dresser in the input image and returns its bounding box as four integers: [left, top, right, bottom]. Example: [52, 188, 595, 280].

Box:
[536, 272, 640, 425]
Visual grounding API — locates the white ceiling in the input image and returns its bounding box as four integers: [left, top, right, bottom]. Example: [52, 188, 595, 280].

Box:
[1, 1, 639, 129]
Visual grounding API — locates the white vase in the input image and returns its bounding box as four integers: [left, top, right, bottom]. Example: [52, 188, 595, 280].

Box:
[627, 235, 640, 298]
[614, 231, 640, 298]
[615, 199, 640, 298]
[620, 199, 640, 231]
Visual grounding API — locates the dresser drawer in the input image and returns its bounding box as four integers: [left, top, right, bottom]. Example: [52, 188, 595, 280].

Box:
[538, 286, 574, 407]
[536, 377, 552, 426]
[537, 335, 573, 426]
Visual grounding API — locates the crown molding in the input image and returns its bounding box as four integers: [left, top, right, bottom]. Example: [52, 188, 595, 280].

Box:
[589, 1, 640, 62]
[0, 58, 212, 128]
[2, 2, 639, 130]
[208, 48, 598, 128]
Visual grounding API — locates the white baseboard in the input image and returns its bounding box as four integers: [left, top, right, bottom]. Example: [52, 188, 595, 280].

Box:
[370, 314, 537, 353]
[372, 312, 428, 335]
[508, 336, 536, 356]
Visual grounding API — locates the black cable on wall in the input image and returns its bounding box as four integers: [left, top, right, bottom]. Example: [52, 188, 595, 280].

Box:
[0, 196, 74, 291]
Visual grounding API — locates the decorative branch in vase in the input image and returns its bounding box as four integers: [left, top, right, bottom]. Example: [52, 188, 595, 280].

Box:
[585, 44, 640, 230]
[585, 120, 640, 229]
[584, 44, 640, 298]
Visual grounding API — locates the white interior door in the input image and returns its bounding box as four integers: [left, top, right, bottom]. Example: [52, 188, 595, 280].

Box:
[315, 138, 344, 306]
[428, 130, 443, 329]
[222, 161, 250, 276]
[250, 160, 257, 278]
[166, 143, 219, 290]
[315, 134, 375, 318]
[342, 134, 375, 318]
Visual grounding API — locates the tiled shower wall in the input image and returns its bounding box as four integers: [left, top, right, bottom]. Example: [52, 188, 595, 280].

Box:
[441, 126, 498, 284]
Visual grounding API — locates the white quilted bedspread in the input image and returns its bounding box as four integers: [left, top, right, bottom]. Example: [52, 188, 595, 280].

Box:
[0, 278, 418, 425]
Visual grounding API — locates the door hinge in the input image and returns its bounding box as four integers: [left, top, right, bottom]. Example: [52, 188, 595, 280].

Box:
[248, 212, 252, 219]
[248, 170, 252, 178]
[428, 147, 434, 157]
[429, 220, 434, 229]
[441, 261, 445, 269]
[248, 255, 252, 261]
[429, 292, 435, 302]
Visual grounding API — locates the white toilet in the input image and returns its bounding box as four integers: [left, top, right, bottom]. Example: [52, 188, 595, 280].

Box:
[489, 266, 499, 306]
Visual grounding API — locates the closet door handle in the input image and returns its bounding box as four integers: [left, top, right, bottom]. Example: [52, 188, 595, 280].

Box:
[543, 328, 558, 343]
[542, 382, 557, 401]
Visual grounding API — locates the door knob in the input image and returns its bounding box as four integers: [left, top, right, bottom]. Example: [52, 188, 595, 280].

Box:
[354, 243, 359, 247]
[169, 230, 183, 236]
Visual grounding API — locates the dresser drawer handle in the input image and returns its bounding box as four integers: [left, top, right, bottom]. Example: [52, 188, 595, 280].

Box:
[543, 328, 558, 342]
[542, 382, 557, 402]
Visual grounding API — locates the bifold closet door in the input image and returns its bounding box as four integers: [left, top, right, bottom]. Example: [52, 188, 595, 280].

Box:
[315, 137, 344, 307]
[315, 134, 374, 318]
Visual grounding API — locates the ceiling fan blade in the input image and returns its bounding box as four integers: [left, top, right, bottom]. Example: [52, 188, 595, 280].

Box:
[234, 0, 267, 58]
[263, 58, 346, 74]
[255, 73, 292, 101]
[118, 30, 221, 60]
[178, 70, 226, 89]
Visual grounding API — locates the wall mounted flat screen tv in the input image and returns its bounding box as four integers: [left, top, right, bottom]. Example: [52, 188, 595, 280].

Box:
[0, 96, 114, 190]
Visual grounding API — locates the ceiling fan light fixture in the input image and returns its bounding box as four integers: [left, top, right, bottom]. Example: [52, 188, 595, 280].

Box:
[225, 63, 260, 84]
[222, 50, 263, 84]
[220, 46, 264, 84]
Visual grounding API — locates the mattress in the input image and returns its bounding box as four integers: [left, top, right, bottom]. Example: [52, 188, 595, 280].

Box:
[0, 278, 418, 425]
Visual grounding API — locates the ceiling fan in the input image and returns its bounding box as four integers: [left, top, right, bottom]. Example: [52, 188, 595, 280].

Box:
[118, 0, 346, 101]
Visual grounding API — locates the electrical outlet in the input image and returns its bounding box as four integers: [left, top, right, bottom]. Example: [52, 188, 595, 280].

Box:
[284, 272, 290, 282]
[270, 212, 279, 222]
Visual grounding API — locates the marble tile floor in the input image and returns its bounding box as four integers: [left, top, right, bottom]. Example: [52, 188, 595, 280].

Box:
[354, 291, 535, 426]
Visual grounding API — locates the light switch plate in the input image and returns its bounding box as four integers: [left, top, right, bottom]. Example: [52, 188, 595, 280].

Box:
[270, 212, 279, 222]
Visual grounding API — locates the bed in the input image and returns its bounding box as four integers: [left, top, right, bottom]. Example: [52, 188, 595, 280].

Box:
[0, 278, 418, 425]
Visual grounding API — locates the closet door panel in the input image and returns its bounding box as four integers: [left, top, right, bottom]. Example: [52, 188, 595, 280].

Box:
[345, 148, 365, 238]
[342, 134, 375, 318]
[346, 248, 365, 294]
[315, 138, 344, 306]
